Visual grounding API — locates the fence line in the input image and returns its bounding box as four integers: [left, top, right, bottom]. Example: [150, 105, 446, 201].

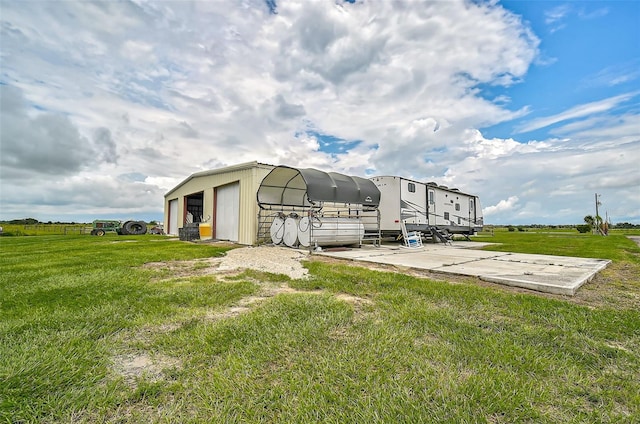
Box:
[18, 225, 93, 235]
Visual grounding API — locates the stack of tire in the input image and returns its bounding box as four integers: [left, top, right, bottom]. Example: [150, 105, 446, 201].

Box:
[118, 221, 147, 235]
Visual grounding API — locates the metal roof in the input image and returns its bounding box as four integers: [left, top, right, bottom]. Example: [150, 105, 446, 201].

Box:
[164, 161, 274, 198]
[257, 165, 380, 208]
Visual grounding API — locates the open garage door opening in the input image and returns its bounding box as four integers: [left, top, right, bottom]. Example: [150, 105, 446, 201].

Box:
[185, 192, 204, 224]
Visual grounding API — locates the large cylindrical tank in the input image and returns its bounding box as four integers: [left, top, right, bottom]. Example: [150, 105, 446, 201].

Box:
[282, 216, 299, 247]
[270, 216, 285, 244]
[298, 217, 364, 247]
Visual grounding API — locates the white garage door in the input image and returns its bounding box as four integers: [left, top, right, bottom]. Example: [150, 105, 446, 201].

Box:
[215, 182, 239, 242]
[168, 199, 178, 236]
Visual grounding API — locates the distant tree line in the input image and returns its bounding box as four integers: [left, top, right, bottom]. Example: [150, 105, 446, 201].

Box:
[0, 218, 82, 225]
[612, 222, 640, 229]
[486, 222, 640, 233]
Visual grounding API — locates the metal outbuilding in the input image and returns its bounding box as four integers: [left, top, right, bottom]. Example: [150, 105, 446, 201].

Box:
[163, 161, 274, 244]
[164, 162, 381, 247]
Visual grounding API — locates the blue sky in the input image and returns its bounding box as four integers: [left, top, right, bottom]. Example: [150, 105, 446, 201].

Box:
[1, 0, 638, 225]
[484, 1, 640, 141]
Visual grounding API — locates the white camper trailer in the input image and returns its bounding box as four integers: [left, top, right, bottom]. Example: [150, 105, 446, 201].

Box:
[371, 176, 483, 238]
[370, 176, 429, 234]
[425, 182, 483, 235]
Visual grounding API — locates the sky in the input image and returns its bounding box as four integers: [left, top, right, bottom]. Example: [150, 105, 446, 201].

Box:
[1, 0, 639, 225]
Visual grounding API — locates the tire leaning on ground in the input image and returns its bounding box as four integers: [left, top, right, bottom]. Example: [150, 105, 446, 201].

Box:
[123, 221, 147, 235]
[119, 221, 131, 235]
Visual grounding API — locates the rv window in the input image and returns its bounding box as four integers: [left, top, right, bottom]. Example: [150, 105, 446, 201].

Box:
[429, 191, 434, 204]
[408, 182, 415, 193]
[470, 199, 475, 211]
[444, 212, 450, 220]
[455, 203, 460, 211]
[458, 217, 461, 224]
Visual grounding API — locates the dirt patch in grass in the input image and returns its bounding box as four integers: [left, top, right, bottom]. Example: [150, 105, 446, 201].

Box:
[112, 352, 181, 387]
[142, 246, 309, 280]
[138, 249, 376, 328]
[335, 293, 374, 313]
[218, 246, 309, 279]
[203, 285, 318, 321]
[141, 257, 224, 279]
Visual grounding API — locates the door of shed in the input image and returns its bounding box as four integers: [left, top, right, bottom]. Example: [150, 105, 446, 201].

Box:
[168, 199, 179, 236]
[215, 182, 240, 242]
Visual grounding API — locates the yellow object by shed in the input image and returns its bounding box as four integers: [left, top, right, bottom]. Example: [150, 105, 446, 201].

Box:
[199, 223, 211, 238]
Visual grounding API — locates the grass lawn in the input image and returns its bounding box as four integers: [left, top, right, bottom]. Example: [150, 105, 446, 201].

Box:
[1, 232, 639, 423]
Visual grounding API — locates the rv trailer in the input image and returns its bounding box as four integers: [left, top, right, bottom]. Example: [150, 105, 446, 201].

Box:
[370, 176, 429, 235]
[425, 182, 483, 235]
[370, 176, 483, 238]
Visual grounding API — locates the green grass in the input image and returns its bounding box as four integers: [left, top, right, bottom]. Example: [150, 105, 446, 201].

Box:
[475, 228, 640, 263]
[1, 233, 639, 423]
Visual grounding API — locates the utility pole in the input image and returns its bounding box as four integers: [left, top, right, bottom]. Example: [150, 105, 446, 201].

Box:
[595, 193, 602, 235]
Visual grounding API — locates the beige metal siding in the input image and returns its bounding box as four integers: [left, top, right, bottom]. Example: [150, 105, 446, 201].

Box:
[164, 162, 273, 245]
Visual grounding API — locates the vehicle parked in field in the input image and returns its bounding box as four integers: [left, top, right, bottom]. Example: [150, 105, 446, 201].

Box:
[149, 225, 165, 235]
[90, 220, 147, 236]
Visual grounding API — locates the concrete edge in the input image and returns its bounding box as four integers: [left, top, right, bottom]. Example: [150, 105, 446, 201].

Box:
[479, 275, 577, 296]
[313, 254, 478, 281]
[479, 259, 612, 296]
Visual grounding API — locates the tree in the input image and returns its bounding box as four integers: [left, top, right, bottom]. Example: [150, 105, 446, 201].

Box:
[583, 215, 595, 227]
[584, 214, 606, 235]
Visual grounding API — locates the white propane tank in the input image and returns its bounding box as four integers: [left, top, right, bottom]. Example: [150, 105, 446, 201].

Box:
[270, 216, 285, 244]
[298, 217, 364, 247]
[282, 216, 299, 247]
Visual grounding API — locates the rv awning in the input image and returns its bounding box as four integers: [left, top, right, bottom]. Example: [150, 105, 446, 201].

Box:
[257, 166, 380, 208]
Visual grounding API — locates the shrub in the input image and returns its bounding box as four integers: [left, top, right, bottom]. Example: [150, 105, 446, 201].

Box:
[576, 225, 591, 233]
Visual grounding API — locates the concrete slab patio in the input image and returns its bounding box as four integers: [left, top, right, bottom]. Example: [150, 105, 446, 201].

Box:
[315, 242, 610, 296]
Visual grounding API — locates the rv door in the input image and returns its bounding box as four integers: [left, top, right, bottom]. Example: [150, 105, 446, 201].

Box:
[428, 189, 435, 225]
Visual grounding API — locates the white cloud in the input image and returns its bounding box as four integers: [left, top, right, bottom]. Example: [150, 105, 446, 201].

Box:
[440, 131, 640, 224]
[581, 61, 640, 88]
[544, 3, 609, 33]
[578, 7, 609, 20]
[0, 0, 637, 224]
[545, 5, 571, 25]
[516, 92, 639, 134]
[0, 86, 118, 177]
[484, 196, 520, 216]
